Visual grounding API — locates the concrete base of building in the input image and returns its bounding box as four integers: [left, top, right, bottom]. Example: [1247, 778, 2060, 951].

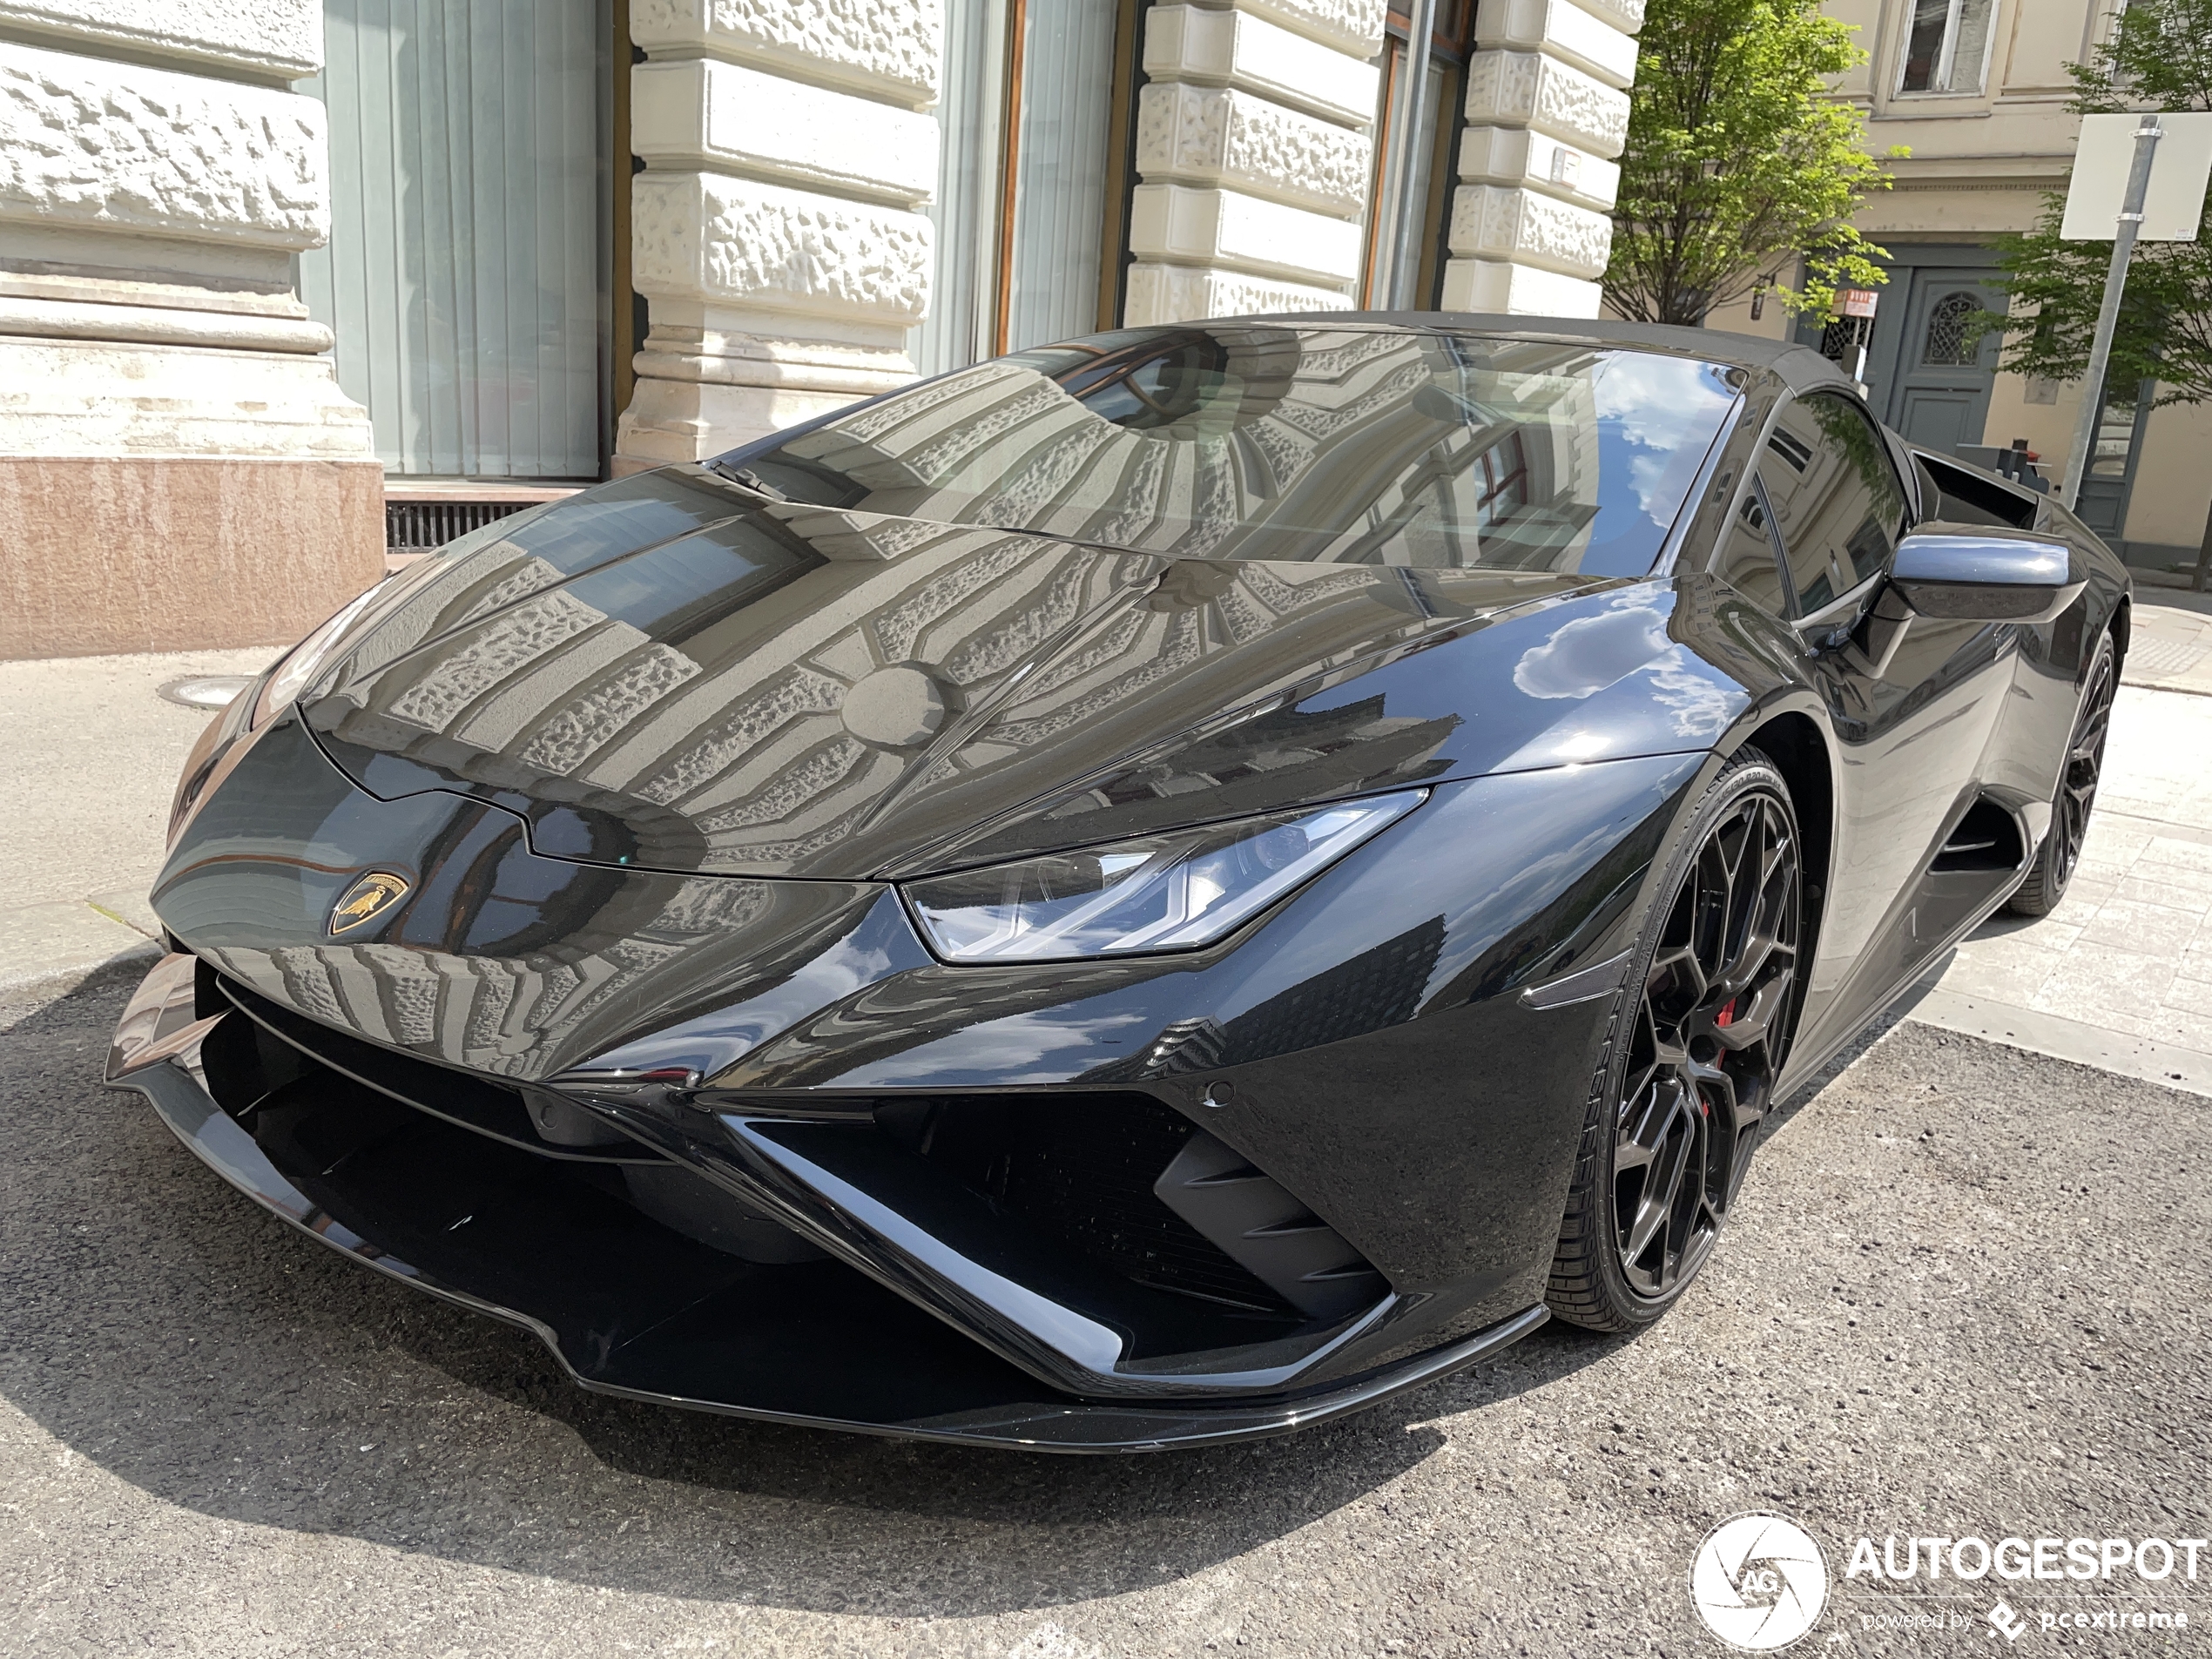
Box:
[0, 456, 385, 660]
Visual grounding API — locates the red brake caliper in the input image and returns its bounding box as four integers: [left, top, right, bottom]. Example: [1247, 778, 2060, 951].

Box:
[1700, 1001, 1738, 1117]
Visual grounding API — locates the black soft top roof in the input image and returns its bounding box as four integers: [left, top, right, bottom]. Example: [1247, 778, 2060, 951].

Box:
[1256, 311, 1851, 394]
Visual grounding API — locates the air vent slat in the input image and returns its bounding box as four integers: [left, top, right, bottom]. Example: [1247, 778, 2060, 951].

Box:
[1155, 1129, 1387, 1323]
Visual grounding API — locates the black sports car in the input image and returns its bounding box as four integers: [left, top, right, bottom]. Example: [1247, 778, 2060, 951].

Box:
[107, 316, 2126, 1451]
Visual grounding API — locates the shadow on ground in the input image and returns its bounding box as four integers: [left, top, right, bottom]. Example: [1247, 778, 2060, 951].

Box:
[1, 981, 1640, 1618]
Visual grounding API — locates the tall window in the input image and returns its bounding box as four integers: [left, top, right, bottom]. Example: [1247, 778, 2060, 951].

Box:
[1368, 0, 1472, 308]
[1898, 0, 1998, 97]
[911, 0, 1119, 377]
[300, 0, 610, 481]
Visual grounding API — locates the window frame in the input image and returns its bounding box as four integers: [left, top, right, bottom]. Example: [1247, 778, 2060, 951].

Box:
[1756, 388, 1913, 629]
[1892, 0, 2002, 101]
[1712, 469, 1798, 621]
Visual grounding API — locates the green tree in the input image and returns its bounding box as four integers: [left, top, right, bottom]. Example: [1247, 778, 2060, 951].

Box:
[1988, 0, 2212, 413]
[1604, 0, 1901, 327]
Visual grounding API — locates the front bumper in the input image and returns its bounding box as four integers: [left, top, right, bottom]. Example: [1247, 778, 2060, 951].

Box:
[106, 953, 1547, 1452]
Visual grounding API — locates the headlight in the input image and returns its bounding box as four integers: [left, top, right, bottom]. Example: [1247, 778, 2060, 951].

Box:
[250, 583, 387, 728]
[900, 792, 1425, 963]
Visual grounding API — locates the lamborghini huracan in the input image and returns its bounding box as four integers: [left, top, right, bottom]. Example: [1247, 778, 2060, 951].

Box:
[106, 316, 2126, 1449]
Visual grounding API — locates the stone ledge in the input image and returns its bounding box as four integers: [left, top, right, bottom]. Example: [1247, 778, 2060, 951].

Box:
[631, 59, 939, 207]
[0, 293, 332, 352]
[0, 266, 308, 318]
[1144, 4, 1379, 130]
[0, 0, 321, 81]
[631, 0, 941, 109]
[0, 43, 328, 248]
[631, 320, 917, 391]
[1129, 182, 1363, 287]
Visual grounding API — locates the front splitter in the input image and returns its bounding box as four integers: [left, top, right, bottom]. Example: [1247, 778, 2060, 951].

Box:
[105, 980, 1545, 1451]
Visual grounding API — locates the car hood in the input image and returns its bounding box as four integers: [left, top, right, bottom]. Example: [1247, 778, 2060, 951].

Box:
[296, 467, 1735, 880]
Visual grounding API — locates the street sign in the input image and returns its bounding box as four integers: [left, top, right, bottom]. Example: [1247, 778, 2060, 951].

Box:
[2061, 111, 2212, 241]
[1838, 289, 1878, 318]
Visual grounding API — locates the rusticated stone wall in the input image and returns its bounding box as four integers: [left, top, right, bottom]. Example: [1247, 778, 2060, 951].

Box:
[615, 0, 948, 465]
[0, 0, 380, 659]
[1125, 0, 1386, 324]
[1444, 0, 1644, 316]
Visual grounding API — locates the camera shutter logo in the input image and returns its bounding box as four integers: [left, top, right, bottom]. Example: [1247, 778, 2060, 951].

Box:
[1689, 1514, 1830, 1650]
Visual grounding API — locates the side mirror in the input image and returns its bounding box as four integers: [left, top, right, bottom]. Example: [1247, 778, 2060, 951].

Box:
[1889, 527, 2085, 624]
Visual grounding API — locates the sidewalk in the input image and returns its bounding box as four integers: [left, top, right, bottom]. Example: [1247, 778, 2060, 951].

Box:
[0, 647, 277, 1001]
[2114, 578, 2212, 696]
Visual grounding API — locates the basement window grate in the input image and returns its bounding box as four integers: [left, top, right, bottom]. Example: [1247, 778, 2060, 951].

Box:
[386, 498, 543, 555]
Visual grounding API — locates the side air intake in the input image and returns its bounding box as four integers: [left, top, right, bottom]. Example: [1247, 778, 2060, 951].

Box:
[1932, 797, 2027, 873]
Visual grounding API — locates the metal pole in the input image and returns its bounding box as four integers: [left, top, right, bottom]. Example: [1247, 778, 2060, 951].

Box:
[1386, 0, 1438, 309]
[2060, 116, 2163, 511]
[1376, 0, 1437, 309]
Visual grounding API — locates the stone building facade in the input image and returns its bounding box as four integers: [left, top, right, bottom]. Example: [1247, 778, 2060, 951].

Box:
[1708, 0, 2212, 576]
[0, 0, 1648, 657]
[0, 0, 384, 658]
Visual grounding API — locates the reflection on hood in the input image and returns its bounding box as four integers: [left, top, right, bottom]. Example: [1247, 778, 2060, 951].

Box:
[303, 490, 1589, 880]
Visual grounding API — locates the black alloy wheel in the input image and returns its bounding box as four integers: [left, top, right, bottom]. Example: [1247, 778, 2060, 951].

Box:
[2007, 631, 2117, 917]
[1548, 749, 1803, 1331]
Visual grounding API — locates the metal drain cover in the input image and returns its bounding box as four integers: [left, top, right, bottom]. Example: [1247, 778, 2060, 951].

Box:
[158, 675, 253, 711]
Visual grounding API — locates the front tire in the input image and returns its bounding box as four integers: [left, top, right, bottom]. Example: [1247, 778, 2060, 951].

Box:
[1548, 748, 1803, 1333]
[2006, 629, 2116, 918]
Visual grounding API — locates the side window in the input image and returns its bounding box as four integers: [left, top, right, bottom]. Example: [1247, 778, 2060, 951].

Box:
[1758, 393, 1909, 616]
[1716, 475, 1791, 617]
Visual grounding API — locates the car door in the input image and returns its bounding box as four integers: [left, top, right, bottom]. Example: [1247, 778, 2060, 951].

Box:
[1748, 392, 2018, 1057]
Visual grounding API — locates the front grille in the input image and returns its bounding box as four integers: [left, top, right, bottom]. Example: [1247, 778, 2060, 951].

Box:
[879, 1093, 1303, 1318]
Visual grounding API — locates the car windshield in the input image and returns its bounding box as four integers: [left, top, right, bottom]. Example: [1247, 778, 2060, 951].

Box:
[733, 325, 1743, 577]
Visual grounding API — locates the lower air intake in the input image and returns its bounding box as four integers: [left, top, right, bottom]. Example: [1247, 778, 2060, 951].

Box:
[878, 1093, 1385, 1325]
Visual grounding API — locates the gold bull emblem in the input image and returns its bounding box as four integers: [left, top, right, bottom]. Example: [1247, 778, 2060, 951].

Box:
[329, 871, 410, 934]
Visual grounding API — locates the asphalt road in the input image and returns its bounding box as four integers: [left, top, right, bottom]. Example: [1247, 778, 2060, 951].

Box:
[3, 981, 2206, 1658]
